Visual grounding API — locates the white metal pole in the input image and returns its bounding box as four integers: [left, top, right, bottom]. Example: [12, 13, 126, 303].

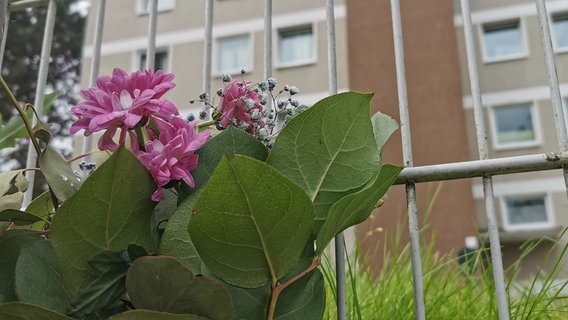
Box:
[390, 0, 426, 319]
[22, 0, 57, 206]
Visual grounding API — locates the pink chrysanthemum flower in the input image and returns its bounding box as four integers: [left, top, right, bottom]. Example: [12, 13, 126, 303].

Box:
[216, 79, 266, 134]
[70, 68, 179, 151]
[135, 116, 210, 202]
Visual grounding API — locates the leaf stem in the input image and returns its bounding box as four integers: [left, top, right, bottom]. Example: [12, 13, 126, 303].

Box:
[196, 120, 215, 131]
[266, 257, 321, 320]
[0, 75, 59, 210]
[0, 75, 42, 156]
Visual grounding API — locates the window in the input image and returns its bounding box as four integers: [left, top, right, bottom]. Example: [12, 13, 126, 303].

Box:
[481, 20, 526, 62]
[216, 34, 251, 75]
[491, 102, 540, 149]
[139, 0, 175, 14]
[552, 13, 568, 52]
[139, 50, 169, 71]
[277, 25, 315, 67]
[502, 195, 553, 231]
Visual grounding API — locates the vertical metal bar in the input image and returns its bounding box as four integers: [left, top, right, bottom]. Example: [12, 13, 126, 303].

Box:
[263, 0, 272, 80]
[203, 0, 213, 101]
[459, 0, 510, 319]
[23, 0, 57, 206]
[389, 1, 426, 319]
[535, 0, 568, 196]
[145, 0, 158, 70]
[83, 0, 106, 159]
[325, 2, 346, 319]
[0, 0, 8, 70]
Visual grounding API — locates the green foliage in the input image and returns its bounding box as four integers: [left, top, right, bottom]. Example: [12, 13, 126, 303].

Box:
[1, 92, 400, 320]
[0, 92, 57, 150]
[39, 145, 80, 202]
[50, 146, 156, 298]
[0, 302, 74, 320]
[189, 155, 314, 288]
[126, 256, 233, 319]
[159, 126, 268, 271]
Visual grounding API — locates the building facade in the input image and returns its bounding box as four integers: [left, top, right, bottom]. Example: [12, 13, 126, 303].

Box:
[78, 0, 568, 276]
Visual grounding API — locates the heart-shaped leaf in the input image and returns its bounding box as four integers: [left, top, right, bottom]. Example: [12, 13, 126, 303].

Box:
[109, 310, 209, 320]
[0, 302, 73, 320]
[126, 256, 233, 320]
[315, 164, 402, 255]
[267, 92, 379, 200]
[39, 145, 80, 202]
[0, 171, 24, 197]
[14, 240, 72, 314]
[371, 111, 399, 159]
[160, 127, 268, 271]
[266, 92, 380, 232]
[0, 210, 45, 226]
[274, 268, 325, 320]
[50, 146, 155, 298]
[189, 155, 314, 288]
[0, 230, 44, 302]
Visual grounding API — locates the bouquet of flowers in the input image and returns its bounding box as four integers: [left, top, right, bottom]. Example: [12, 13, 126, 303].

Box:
[0, 68, 401, 320]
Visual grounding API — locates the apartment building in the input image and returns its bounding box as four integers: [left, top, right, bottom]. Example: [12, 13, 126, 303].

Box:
[78, 0, 568, 276]
[78, 0, 348, 120]
[348, 0, 568, 276]
[453, 0, 568, 274]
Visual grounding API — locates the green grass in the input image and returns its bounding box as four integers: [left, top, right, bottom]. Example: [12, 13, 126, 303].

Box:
[321, 225, 568, 319]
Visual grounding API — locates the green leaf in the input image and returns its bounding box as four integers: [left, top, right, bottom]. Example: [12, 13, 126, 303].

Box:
[50, 146, 155, 298]
[126, 256, 233, 320]
[192, 126, 269, 190]
[32, 120, 52, 144]
[0, 171, 24, 197]
[160, 127, 268, 271]
[14, 173, 28, 193]
[0, 302, 73, 320]
[0, 92, 57, 150]
[22, 191, 53, 231]
[266, 92, 380, 233]
[267, 92, 379, 201]
[0, 209, 45, 226]
[371, 111, 399, 158]
[315, 164, 402, 255]
[159, 189, 203, 272]
[200, 265, 270, 320]
[39, 145, 80, 202]
[0, 192, 23, 212]
[0, 230, 44, 302]
[67, 245, 149, 318]
[0, 192, 23, 231]
[108, 310, 209, 320]
[15, 240, 72, 314]
[274, 268, 325, 320]
[189, 155, 314, 288]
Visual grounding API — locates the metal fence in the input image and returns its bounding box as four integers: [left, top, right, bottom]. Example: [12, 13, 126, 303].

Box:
[2, 0, 568, 319]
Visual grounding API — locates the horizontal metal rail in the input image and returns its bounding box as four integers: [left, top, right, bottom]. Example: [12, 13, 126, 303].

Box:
[9, 0, 50, 12]
[395, 152, 568, 184]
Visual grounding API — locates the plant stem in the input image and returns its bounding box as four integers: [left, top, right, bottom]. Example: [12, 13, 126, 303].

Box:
[0, 75, 42, 157]
[196, 120, 215, 131]
[266, 257, 321, 320]
[0, 75, 59, 210]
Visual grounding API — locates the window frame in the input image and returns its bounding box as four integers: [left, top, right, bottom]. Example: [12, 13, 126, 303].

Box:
[213, 33, 254, 76]
[134, 47, 171, 72]
[489, 101, 542, 150]
[137, 0, 176, 15]
[500, 193, 555, 232]
[551, 11, 568, 53]
[275, 23, 317, 69]
[479, 18, 529, 63]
